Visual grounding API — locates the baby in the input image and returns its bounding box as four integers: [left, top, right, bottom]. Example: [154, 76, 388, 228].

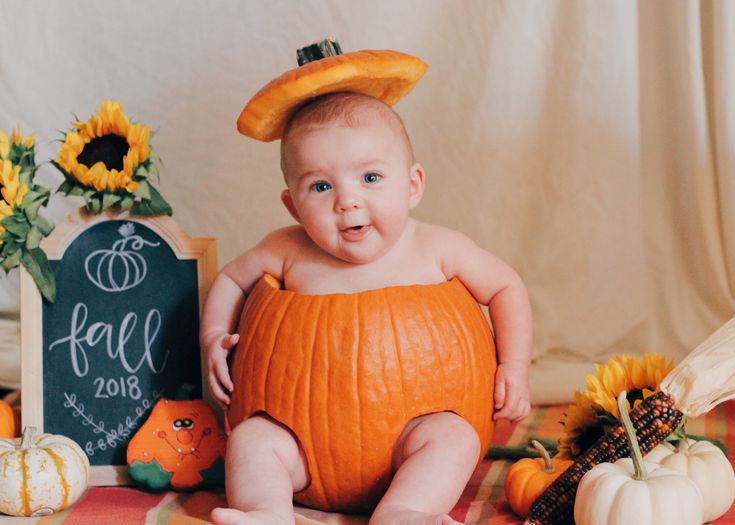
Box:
[201, 92, 533, 525]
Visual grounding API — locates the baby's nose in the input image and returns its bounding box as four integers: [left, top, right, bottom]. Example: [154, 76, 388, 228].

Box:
[335, 191, 361, 212]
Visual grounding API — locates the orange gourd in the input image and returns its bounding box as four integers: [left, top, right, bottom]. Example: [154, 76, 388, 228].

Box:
[0, 400, 19, 439]
[504, 440, 573, 518]
[228, 275, 497, 512]
[126, 399, 226, 491]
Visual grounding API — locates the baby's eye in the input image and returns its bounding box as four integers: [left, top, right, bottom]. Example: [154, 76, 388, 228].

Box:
[310, 181, 332, 193]
[363, 173, 381, 184]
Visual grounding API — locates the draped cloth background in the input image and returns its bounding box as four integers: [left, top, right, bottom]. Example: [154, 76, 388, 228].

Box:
[1, 0, 733, 403]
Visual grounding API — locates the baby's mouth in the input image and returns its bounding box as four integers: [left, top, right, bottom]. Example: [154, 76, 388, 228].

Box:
[340, 224, 372, 241]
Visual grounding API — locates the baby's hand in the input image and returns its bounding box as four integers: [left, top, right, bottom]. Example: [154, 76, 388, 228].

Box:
[203, 332, 240, 408]
[493, 361, 530, 422]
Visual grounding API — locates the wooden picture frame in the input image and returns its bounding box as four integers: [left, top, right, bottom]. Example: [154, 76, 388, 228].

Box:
[20, 208, 217, 486]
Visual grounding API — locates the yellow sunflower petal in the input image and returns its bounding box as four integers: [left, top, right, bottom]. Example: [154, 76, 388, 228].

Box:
[0, 130, 9, 159]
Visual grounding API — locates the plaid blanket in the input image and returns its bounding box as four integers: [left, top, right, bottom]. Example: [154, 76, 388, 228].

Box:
[8, 401, 735, 524]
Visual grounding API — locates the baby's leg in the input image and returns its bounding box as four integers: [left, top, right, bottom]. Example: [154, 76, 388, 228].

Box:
[369, 412, 481, 525]
[211, 414, 309, 525]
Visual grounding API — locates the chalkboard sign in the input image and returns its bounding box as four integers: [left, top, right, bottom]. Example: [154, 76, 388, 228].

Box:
[21, 209, 217, 485]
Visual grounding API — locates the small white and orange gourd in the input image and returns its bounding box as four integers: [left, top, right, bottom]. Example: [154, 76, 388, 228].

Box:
[646, 437, 735, 523]
[0, 427, 90, 517]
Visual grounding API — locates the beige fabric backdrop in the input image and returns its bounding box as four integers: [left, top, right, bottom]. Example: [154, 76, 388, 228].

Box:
[0, 0, 733, 403]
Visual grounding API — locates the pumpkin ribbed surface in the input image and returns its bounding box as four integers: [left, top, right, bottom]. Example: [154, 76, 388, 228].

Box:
[228, 275, 496, 512]
[0, 431, 89, 517]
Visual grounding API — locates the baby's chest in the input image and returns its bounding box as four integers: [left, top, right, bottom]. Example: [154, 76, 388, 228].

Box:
[283, 258, 446, 295]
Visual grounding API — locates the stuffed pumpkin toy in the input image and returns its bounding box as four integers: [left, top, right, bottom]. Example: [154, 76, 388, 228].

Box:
[127, 398, 226, 491]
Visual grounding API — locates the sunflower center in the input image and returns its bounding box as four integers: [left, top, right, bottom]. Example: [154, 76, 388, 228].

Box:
[78, 134, 129, 171]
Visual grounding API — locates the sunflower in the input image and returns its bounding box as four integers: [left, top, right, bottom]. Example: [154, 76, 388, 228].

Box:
[0, 127, 55, 302]
[557, 353, 676, 459]
[53, 100, 171, 215]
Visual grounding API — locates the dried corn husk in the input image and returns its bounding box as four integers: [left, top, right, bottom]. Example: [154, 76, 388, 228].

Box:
[661, 317, 735, 417]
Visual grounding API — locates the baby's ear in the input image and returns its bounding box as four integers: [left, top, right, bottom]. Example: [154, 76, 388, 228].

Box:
[408, 163, 425, 209]
[280, 189, 301, 222]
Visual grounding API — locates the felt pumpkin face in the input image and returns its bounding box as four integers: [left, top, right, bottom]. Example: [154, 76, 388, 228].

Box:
[228, 275, 497, 512]
[0, 427, 89, 517]
[126, 399, 226, 491]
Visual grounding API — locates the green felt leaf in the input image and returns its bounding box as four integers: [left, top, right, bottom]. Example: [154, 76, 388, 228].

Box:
[128, 459, 173, 492]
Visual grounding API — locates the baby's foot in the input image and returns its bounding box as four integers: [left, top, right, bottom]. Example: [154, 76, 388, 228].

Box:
[370, 506, 461, 525]
[210, 507, 294, 525]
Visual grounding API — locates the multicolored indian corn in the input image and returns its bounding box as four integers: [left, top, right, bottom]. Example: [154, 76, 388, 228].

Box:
[524, 391, 683, 525]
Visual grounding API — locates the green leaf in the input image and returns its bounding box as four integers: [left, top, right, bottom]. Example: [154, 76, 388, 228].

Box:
[25, 226, 42, 249]
[68, 185, 86, 197]
[3, 216, 31, 238]
[120, 196, 135, 211]
[134, 180, 151, 200]
[132, 184, 172, 216]
[1, 249, 22, 272]
[102, 193, 121, 211]
[88, 198, 102, 214]
[20, 248, 56, 302]
[57, 180, 74, 195]
[31, 215, 54, 236]
[1, 238, 19, 257]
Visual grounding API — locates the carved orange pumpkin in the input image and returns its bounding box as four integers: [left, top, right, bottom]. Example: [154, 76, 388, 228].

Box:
[228, 275, 497, 512]
[126, 399, 226, 491]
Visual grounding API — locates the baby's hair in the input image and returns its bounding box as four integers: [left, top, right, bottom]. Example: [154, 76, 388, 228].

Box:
[280, 92, 415, 179]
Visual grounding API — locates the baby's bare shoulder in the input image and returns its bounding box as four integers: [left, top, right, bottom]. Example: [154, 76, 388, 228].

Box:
[411, 220, 476, 251]
[259, 225, 310, 249]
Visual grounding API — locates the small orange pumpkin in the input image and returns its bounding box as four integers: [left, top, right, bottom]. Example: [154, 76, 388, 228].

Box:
[0, 400, 20, 439]
[127, 399, 226, 491]
[504, 440, 573, 518]
[229, 275, 497, 512]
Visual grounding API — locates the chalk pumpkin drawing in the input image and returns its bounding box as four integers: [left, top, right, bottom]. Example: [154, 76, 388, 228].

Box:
[84, 223, 159, 292]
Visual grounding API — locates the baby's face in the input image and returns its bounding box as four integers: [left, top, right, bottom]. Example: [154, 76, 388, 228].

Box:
[281, 121, 423, 264]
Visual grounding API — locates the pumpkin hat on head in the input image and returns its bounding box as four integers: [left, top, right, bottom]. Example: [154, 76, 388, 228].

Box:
[237, 38, 428, 142]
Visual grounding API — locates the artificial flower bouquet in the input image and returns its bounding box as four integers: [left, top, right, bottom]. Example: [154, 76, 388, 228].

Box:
[0, 128, 55, 301]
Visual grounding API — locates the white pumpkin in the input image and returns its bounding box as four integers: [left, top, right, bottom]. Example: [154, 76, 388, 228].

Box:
[0, 427, 90, 517]
[646, 438, 735, 523]
[574, 391, 704, 525]
[574, 457, 703, 525]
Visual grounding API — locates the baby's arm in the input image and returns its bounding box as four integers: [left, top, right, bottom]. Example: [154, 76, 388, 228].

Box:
[200, 229, 290, 407]
[436, 227, 533, 422]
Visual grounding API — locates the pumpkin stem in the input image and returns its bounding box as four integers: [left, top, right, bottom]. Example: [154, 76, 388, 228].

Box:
[617, 391, 648, 481]
[20, 426, 36, 449]
[531, 439, 555, 473]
